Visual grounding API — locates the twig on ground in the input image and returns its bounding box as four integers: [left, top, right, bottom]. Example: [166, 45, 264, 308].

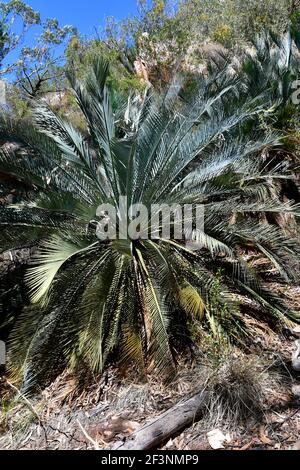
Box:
[270, 406, 300, 431]
[76, 419, 100, 450]
[5, 379, 49, 448]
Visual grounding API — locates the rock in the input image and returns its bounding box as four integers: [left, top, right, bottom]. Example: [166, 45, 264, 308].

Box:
[1, 247, 35, 264]
[41, 91, 67, 108]
[207, 429, 231, 450]
[291, 340, 300, 372]
[292, 326, 300, 338]
[291, 384, 300, 398]
[86, 415, 139, 443]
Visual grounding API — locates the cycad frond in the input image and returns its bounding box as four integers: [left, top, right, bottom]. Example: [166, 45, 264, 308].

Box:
[1, 56, 299, 390]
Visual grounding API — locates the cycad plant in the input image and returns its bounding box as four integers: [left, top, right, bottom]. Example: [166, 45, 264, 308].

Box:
[0, 59, 300, 391]
[242, 29, 300, 134]
[240, 29, 300, 217]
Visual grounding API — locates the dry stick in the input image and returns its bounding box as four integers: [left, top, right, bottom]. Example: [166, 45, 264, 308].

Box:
[113, 390, 210, 451]
[47, 424, 88, 448]
[76, 419, 100, 450]
[5, 379, 49, 448]
[182, 371, 219, 450]
[271, 406, 300, 432]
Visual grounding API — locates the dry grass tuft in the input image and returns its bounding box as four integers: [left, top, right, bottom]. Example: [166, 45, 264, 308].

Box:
[205, 355, 271, 427]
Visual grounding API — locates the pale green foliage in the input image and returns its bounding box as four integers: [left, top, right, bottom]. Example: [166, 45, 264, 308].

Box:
[89, 0, 300, 89]
[178, 0, 298, 46]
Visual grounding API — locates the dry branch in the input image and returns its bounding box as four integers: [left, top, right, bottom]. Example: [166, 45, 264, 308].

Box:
[113, 391, 209, 450]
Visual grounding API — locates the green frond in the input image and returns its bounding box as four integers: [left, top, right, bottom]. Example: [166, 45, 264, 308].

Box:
[136, 248, 175, 381]
[25, 235, 98, 304]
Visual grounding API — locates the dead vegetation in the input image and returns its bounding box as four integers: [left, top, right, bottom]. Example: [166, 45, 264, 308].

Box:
[0, 328, 299, 450]
[1, 262, 300, 451]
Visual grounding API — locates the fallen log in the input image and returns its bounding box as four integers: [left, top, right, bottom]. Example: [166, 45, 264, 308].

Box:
[112, 391, 209, 450]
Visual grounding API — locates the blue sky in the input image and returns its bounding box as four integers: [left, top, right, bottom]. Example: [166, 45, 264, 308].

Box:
[3, 0, 139, 79]
[24, 0, 139, 36]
